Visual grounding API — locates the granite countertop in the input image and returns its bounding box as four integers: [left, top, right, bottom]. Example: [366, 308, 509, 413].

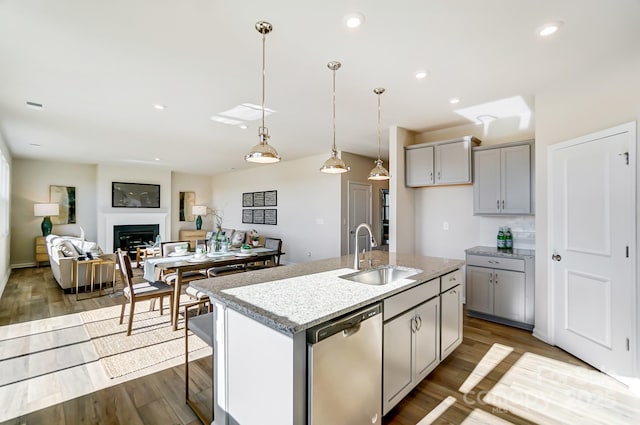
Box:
[190, 251, 464, 336]
[465, 245, 535, 259]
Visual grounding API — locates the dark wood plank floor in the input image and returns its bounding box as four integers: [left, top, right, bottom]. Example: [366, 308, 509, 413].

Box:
[1, 266, 592, 425]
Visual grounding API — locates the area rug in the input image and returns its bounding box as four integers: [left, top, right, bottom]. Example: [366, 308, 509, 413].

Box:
[79, 299, 209, 379]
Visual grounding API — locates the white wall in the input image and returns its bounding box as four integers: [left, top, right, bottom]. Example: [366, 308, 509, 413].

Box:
[211, 154, 342, 264]
[533, 55, 640, 358]
[10, 159, 97, 267]
[390, 126, 416, 253]
[171, 171, 213, 240]
[0, 133, 11, 295]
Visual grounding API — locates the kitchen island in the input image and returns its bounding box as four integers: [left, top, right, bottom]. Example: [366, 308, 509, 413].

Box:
[190, 251, 464, 425]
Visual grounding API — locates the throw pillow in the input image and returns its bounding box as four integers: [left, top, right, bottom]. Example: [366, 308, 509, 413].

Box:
[60, 240, 80, 257]
[231, 231, 245, 247]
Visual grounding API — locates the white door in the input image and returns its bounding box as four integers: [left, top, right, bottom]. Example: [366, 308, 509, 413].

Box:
[348, 181, 372, 255]
[550, 122, 635, 378]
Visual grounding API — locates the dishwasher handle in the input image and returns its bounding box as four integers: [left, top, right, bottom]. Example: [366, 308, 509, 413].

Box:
[308, 303, 381, 343]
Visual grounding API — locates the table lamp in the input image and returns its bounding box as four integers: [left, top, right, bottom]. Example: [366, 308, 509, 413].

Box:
[34, 203, 60, 236]
[192, 205, 207, 230]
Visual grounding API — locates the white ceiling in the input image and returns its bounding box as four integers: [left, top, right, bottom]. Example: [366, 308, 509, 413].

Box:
[1, 1, 639, 175]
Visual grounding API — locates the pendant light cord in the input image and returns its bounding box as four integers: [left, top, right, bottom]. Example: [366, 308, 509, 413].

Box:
[332, 67, 337, 153]
[377, 92, 381, 161]
[261, 30, 266, 135]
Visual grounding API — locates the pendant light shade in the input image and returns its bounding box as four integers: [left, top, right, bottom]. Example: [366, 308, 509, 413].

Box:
[368, 87, 390, 180]
[245, 21, 281, 164]
[320, 61, 349, 174]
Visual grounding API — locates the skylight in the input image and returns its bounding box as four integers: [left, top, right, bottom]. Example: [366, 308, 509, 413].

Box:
[454, 95, 532, 129]
[219, 103, 275, 121]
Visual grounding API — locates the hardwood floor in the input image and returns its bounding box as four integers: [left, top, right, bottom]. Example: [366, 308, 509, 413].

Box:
[1, 267, 638, 424]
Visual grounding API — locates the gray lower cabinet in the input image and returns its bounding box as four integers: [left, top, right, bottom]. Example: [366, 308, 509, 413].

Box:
[440, 283, 462, 359]
[466, 252, 534, 330]
[383, 296, 439, 414]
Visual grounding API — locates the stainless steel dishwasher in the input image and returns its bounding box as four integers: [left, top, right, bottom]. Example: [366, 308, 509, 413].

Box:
[307, 303, 382, 425]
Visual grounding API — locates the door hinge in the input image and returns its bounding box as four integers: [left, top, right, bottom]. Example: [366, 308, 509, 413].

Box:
[627, 338, 630, 351]
[626, 246, 629, 258]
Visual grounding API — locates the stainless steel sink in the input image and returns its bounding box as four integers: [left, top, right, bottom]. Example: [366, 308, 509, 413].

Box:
[339, 265, 422, 286]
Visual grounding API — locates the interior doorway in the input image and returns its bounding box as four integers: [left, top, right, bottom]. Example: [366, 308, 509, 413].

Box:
[348, 181, 372, 255]
[549, 121, 636, 381]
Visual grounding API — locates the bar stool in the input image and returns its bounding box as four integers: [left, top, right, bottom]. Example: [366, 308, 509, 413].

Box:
[184, 301, 213, 424]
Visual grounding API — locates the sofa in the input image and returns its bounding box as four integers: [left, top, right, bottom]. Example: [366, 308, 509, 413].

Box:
[45, 228, 117, 291]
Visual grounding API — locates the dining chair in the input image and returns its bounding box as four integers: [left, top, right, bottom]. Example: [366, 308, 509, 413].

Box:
[264, 237, 284, 266]
[116, 249, 175, 336]
[160, 240, 190, 257]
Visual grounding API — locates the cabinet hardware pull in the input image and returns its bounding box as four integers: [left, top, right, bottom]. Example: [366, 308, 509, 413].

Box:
[450, 290, 456, 294]
[502, 200, 505, 209]
[497, 200, 500, 210]
[450, 276, 456, 281]
[416, 315, 422, 331]
[411, 317, 417, 333]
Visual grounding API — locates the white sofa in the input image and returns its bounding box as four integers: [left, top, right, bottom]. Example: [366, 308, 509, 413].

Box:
[45, 228, 117, 291]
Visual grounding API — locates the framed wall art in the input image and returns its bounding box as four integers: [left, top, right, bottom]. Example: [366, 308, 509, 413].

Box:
[50, 185, 76, 224]
[179, 191, 195, 221]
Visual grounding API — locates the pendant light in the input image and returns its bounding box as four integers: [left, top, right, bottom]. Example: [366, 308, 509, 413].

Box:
[245, 21, 281, 164]
[320, 61, 350, 173]
[368, 87, 390, 180]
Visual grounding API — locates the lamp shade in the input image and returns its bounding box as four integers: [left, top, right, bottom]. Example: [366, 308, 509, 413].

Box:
[192, 205, 207, 216]
[34, 203, 59, 217]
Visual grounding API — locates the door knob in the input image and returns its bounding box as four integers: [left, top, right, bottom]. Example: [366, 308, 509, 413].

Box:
[552, 253, 562, 262]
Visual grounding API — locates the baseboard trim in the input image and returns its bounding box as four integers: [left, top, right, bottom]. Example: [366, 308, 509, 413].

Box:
[10, 262, 36, 269]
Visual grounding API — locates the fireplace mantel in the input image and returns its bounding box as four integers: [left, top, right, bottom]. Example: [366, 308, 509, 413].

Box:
[101, 211, 168, 254]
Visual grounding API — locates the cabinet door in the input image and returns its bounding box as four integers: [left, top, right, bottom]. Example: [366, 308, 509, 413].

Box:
[501, 144, 531, 214]
[435, 140, 471, 184]
[405, 146, 434, 187]
[383, 309, 414, 414]
[414, 297, 440, 381]
[493, 269, 526, 322]
[473, 149, 502, 214]
[466, 266, 494, 314]
[440, 284, 462, 360]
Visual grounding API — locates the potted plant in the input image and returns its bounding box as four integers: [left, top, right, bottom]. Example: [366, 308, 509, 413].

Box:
[250, 229, 260, 247]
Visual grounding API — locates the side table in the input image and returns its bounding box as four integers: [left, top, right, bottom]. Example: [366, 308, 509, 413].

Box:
[35, 236, 49, 267]
[73, 258, 116, 300]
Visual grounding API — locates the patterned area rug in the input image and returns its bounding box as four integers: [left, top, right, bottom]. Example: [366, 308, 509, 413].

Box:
[79, 299, 208, 379]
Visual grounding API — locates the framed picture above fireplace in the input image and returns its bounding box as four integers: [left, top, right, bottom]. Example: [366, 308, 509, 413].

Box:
[112, 182, 161, 208]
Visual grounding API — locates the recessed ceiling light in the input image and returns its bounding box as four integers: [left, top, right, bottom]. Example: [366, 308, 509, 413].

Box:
[153, 104, 166, 110]
[239, 124, 248, 130]
[449, 97, 460, 104]
[415, 70, 428, 79]
[344, 13, 365, 29]
[154, 157, 160, 161]
[537, 21, 563, 37]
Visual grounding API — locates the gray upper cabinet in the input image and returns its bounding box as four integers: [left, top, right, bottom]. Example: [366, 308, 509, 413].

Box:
[405, 145, 434, 186]
[473, 141, 533, 215]
[405, 136, 480, 187]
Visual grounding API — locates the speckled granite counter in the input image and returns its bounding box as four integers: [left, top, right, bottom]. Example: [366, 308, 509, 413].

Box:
[190, 251, 463, 335]
[465, 245, 535, 259]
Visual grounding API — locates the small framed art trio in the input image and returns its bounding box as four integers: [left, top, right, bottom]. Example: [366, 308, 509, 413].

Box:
[242, 190, 277, 225]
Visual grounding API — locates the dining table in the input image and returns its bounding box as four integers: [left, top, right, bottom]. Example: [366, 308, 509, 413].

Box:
[144, 247, 280, 330]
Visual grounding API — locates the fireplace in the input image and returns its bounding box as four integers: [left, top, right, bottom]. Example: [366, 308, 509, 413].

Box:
[113, 224, 159, 254]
